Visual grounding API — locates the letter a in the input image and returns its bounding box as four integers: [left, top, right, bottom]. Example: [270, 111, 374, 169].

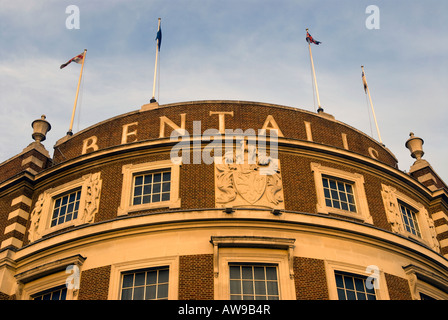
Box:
[365, 5, 380, 30]
[65, 5, 80, 30]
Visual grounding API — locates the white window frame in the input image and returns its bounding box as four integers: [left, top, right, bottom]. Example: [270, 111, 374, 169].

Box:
[108, 256, 179, 300]
[381, 184, 440, 252]
[211, 236, 296, 300]
[311, 163, 372, 223]
[15, 255, 85, 300]
[325, 260, 390, 300]
[118, 160, 181, 216]
[31, 172, 102, 241]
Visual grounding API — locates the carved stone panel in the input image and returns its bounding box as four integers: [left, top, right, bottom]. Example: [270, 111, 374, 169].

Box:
[214, 143, 284, 209]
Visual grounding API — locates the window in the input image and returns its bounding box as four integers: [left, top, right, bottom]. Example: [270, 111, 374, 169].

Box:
[211, 236, 297, 300]
[28, 173, 102, 243]
[381, 184, 439, 252]
[120, 267, 169, 300]
[229, 264, 279, 300]
[334, 271, 376, 300]
[33, 285, 67, 300]
[51, 189, 81, 227]
[311, 163, 372, 223]
[322, 176, 357, 213]
[118, 160, 181, 215]
[132, 171, 171, 205]
[399, 202, 421, 238]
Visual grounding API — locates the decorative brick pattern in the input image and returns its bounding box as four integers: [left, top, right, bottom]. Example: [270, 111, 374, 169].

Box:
[178, 254, 214, 300]
[385, 273, 413, 300]
[78, 265, 111, 300]
[293, 256, 329, 300]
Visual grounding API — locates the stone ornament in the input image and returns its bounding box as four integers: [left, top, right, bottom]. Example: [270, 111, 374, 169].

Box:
[215, 142, 284, 209]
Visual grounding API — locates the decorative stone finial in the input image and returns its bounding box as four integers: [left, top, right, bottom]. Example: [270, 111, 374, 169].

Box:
[405, 132, 424, 161]
[31, 115, 51, 143]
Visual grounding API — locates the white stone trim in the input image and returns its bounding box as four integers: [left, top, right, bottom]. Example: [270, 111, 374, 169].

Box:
[381, 184, 440, 252]
[117, 160, 181, 216]
[28, 172, 102, 243]
[310, 162, 372, 223]
[324, 260, 390, 300]
[211, 237, 296, 300]
[11, 195, 32, 207]
[108, 256, 179, 300]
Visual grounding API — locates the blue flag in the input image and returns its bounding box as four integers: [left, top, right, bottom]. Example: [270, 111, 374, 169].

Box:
[156, 24, 162, 51]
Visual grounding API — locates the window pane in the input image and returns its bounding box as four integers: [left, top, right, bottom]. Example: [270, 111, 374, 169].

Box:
[242, 281, 254, 294]
[229, 266, 240, 279]
[157, 283, 169, 299]
[133, 287, 144, 300]
[230, 280, 241, 294]
[158, 269, 169, 283]
[344, 276, 355, 290]
[242, 266, 253, 279]
[135, 176, 143, 185]
[145, 285, 157, 300]
[266, 267, 277, 280]
[254, 267, 265, 280]
[121, 288, 132, 300]
[255, 281, 266, 295]
[147, 271, 157, 285]
[337, 288, 346, 300]
[267, 281, 278, 296]
[153, 173, 161, 183]
[134, 272, 145, 286]
[346, 290, 356, 300]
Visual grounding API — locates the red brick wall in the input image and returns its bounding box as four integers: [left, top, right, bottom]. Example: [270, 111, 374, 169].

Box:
[78, 265, 111, 300]
[178, 254, 214, 300]
[293, 256, 329, 300]
[385, 273, 413, 300]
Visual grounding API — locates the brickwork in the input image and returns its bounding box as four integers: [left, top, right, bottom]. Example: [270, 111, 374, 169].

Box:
[178, 254, 214, 300]
[293, 256, 329, 300]
[78, 265, 111, 300]
[52, 102, 397, 167]
[385, 273, 413, 300]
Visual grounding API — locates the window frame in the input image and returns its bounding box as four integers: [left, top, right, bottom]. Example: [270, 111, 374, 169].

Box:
[30, 172, 102, 241]
[228, 263, 280, 300]
[381, 184, 440, 252]
[120, 266, 170, 300]
[211, 236, 296, 300]
[311, 163, 372, 223]
[118, 160, 181, 215]
[108, 256, 179, 300]
[325, 260, 389, 300]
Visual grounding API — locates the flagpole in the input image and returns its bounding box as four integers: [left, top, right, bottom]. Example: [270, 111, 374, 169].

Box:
[67, 49, 87, 136]
[151, 18, 161, 103]
[361, 66, 383, 144]
[306, 29, 322, 112]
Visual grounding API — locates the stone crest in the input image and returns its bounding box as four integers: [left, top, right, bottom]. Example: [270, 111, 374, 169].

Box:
[214, 141, 284, 209]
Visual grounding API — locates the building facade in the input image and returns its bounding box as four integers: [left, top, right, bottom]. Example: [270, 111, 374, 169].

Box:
[0, 100, 447, 300]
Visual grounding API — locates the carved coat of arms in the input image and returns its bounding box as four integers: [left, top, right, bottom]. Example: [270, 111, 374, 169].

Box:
[214, 142, 284, 209]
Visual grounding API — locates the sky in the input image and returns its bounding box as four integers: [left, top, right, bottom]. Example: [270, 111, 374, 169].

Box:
[0, 0, 447, 184]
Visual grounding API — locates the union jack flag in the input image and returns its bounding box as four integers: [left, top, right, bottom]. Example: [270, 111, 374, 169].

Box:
[306, 31, 321, 45]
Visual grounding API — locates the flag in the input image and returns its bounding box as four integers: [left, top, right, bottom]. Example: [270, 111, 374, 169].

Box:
[60, 52, 84, 69]
[306, 31, 321, 45]
[362, 70, 368, 93]
[156, 23, 162, 51]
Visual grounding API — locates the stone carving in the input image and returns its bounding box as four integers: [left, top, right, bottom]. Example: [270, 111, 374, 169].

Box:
[80, 172, 102, 224]
[28, 192, 46, 243]
[423, 209, 440, 252]
[27, 172, 102, 243]
[380, 185, 403, 233]
[215, 142, 284, 209]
